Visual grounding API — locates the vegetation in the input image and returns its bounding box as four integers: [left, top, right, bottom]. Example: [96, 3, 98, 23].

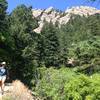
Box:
[34, 67, 100, 100]
[0, 0, 100, 99]
[9, 4, 38, 83]
[0, 0, 14, 64]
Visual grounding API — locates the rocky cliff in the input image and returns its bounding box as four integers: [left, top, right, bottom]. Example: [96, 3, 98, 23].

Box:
[32, 6, 100, 33]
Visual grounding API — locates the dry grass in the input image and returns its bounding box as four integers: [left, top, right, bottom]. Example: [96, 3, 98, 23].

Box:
[3, 80, 33, 100]
[11, 80, 33, 100]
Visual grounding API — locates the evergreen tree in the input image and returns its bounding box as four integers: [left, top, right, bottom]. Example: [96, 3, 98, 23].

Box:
[0, 0, 8, 33]
[9, 4, 38, 82]
[41, 22, 60, 67]
[0, 0, 14, 64]
[87, 14, 100, 36]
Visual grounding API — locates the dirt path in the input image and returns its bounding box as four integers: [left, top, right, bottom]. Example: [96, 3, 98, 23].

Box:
[0, 81, 41, 100]
[0, 83, 13, 100]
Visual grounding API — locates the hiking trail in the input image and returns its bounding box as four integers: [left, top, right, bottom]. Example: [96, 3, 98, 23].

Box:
[0, 80, 41, 100]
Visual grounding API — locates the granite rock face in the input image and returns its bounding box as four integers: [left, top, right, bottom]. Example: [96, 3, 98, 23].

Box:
[32, 6, 100, 33]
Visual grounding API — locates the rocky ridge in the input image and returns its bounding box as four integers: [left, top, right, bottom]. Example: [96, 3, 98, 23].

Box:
[32, 6, 100, 33]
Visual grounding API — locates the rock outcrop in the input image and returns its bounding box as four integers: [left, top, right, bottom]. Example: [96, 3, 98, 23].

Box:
[32, 6, 100, 33]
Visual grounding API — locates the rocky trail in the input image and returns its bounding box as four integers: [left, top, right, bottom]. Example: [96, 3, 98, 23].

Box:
[0, 80, 41, 100]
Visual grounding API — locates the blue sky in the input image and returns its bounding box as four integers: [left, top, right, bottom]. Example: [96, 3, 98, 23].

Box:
[7, 0, 100, 13]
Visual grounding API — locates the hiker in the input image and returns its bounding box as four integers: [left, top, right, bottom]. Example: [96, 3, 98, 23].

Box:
[0, 62, 7, 94]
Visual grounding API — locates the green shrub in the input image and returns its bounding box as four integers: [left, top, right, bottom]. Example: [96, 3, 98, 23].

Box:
[64, 73, 100, 100]
[34, 67, 100, 100]
[35, 67, 77, 100]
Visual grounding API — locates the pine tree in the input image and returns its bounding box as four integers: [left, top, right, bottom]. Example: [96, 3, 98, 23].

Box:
[41, 22, 60, 67]
[9, 4, 38, 82]
[0, 0, 8, 32]
[0, 0, 14, 63]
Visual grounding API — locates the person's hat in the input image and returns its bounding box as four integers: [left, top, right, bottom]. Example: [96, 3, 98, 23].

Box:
[1, 62, 6, 65]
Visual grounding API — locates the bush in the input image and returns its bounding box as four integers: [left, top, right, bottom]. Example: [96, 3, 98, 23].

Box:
[35, 67, 78, 99]
[64, 73, 100, 100]
[34, 67, 100, 100]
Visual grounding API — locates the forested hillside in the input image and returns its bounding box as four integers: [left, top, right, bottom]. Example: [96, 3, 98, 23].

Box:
[0, 0, 100, 100]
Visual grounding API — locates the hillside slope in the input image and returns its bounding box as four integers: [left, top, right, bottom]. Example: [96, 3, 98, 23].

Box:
[32, 6, 100, 33]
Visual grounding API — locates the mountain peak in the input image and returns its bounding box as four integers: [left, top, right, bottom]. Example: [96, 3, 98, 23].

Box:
[33, 6, 100, 33]
[65, 6, 98, 16]
[44, 6, 54, 14]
